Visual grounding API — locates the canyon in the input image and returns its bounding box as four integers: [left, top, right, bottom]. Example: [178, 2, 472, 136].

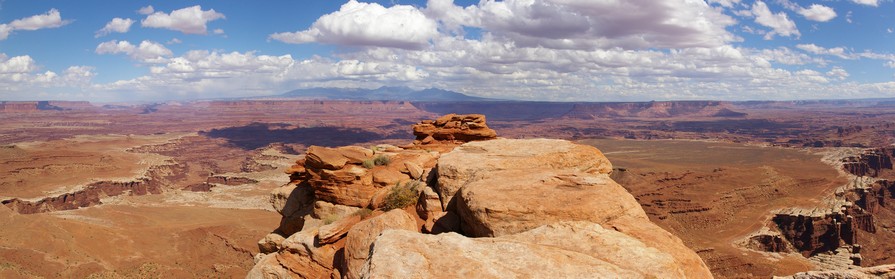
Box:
[2, 99, 895, 278]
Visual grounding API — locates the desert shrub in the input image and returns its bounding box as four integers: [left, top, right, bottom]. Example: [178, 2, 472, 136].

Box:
[383, 180, 423, 210]
[362, 159, 375, 169]
[322, 213, 340, 225]
[373, 155, 391, 166]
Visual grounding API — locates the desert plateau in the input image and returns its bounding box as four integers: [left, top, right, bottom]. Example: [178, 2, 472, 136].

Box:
[2, 99, 895, 278]
[7, 0, 895, 278]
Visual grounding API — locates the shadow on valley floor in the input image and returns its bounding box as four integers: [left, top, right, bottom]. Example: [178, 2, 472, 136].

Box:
[203, 122, 388, 150]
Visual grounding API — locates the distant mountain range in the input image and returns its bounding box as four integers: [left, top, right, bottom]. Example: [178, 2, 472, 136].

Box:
[273, 86, 495, 102]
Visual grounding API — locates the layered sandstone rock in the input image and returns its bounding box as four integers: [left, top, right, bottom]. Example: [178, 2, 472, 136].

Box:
[364, 222, 701, 278]
[343, 210, 417, 279]
[774, 264, 895, 279]
[767, 170, 895, 268]
[253, 115, 712, 279]
[285, 145, 436, 208]
[772, 206, 858, 257]
[842, 148, 895, 177]
[363, 229, 642, 278]
[411, 113, 497, 145]
[436, 138, 613, 210]
[455, 169, 646, 237]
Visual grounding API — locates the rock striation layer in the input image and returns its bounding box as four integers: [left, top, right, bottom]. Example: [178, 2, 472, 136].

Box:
[411, 113, 497, 145]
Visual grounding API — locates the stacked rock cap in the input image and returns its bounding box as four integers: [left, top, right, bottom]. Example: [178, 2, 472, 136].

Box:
[412, 113, 497, 145]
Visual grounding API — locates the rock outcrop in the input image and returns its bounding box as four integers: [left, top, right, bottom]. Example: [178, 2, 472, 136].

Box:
[436, 138, 613, 209]
[343, 210, 417, 279]
[411, 113, 497, 145]
[842, 148, 895, 178]
[364, 226, 661, 278]
[772, 206, 858, 258]
[774, 264, 895, 279]
[762, 149, 895, 270]
[250, 114, 712, 279]
[455, 169, 646, 237]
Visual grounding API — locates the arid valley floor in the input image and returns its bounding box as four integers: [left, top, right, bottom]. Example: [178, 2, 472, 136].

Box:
[3, 99, 895, 278]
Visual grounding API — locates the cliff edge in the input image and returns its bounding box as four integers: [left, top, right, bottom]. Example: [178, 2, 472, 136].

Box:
[247, 114, 712, 278]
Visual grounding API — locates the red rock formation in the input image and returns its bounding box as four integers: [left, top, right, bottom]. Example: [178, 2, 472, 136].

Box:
[1, 163, 186, 214]
[206, 175, 259, 185]
[772, 210, 857, 257]
[253, 115, 713, 279]
[2, 179, 163, 214]
[0, 101, 40, 112]
[842, 148, 895, 177]
[283, 145, 436, 209]
[411, 114, 497, 145]
[183, 183, 214, 192]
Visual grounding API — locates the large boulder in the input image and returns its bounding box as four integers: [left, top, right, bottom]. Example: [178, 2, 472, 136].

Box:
[362, 228, 642, 278]
[270, 183, 314, 218]
[343, 210, 417, 279]
[317, 214, 362, 244]
[503, 221, 691, 278]
[270, 183, 315, 236]
[363, 221, 708, 278]
[305, 146, 349, 170]
[436, 138, 612, 208]
[258, 233, 287, 254]
[445, 139, 710, 278]
[603, 215, 714, 279]
[246, 253, 300, 279]
[455, 169, 646, 237]
[303, 201, 361, 234]
[277, 228, 340, 278]
[307, 164, 377, 208]
[335, 146, 373, 164]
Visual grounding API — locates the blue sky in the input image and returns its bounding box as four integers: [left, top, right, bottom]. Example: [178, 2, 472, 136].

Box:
[2, 0, 895, 102]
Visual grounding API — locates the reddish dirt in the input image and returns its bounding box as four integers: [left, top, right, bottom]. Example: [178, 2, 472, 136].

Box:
[585, 139, 845, 278]
[0, 205, 278, 278]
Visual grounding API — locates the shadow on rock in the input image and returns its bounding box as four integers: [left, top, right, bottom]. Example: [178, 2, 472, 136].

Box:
[203, 122, 386, 150]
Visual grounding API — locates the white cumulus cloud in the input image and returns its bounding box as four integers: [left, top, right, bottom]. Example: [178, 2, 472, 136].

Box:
[0, 54, 38, 74]
[270, 0, 438, 50]
[95, 18, 134, 37]
[9, 9, 68, 30]
[796, 44, 852, 59]
[748, 1, 800, 39]
[141, 5, 225, 34]
[424, 0, 738, 50]
[0, 54, 95, 97]
[137, 5, 155, 15]
[851, 0, 879, 7]
[96, 40, 173, 63]
[798, 4, 836, 22]
[0, 25, 12, 41]
[0, 9, 70, 41]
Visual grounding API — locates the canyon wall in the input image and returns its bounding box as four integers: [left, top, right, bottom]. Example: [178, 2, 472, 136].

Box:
[765, 147, 895, 268]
